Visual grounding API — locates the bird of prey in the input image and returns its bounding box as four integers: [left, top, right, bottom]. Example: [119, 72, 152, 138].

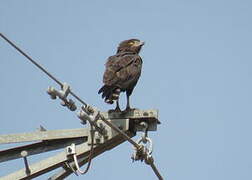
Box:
[98, 39, 144, 112]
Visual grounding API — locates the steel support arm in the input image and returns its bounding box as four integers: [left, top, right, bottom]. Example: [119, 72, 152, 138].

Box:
[0, 109, 159, 179]
[0, 129, 133, 180]
[0, 128, 88, 144]
[0, 128, 89, 163]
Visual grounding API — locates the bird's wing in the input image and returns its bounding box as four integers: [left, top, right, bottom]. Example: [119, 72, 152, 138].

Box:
[103, 53, 142, 87]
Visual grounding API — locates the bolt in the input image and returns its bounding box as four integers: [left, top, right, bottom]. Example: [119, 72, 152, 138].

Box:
[143, 112, 149, 116]
[20, 151, 31, 175]
[21, 150, 28, 157]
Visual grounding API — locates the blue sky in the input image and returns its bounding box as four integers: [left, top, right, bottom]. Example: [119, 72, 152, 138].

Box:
[1, 0, 252, 179]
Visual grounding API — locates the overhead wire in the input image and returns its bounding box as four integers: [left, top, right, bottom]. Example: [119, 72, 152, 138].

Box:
[0, 33, 163, 180]
[0, 33, 63, 88]
[0, 33, 87, 107]
[0, 32, 91, 173]
[150, 161, 164, 180]
[73, 124, 95, 174]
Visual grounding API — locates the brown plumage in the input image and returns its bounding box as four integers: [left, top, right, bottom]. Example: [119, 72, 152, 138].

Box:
[98, 39, 144, 112]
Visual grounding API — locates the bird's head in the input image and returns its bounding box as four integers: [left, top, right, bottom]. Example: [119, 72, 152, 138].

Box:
[117, 39, 145, 54]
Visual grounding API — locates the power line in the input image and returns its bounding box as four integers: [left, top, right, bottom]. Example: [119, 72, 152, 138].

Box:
[0, 33, 88, 107]
[0, 33, 63, 87]
[150, 162, 164, 180]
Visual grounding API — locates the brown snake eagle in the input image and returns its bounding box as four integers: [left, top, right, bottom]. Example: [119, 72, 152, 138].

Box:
[98, 39, 144, 112]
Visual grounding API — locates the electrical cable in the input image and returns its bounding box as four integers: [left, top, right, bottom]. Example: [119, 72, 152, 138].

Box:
[150, 162, 163, 180]
[0, 33, 87, 107]
[73, 123, 94, 174]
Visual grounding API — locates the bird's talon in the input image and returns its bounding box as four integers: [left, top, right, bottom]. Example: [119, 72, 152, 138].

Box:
[108, 108, 122, 113]
[122, 107, 138, 113]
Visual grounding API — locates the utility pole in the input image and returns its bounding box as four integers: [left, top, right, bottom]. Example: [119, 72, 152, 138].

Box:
[0, 33, 163, 179]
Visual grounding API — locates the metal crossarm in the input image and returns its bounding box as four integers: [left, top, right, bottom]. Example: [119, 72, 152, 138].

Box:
[0, 128, 88, 144]
[0, 137, 85, 163]
[1, 131, 133, 180]
[0, 110, 158, 179]
[0, 128, 89, 163]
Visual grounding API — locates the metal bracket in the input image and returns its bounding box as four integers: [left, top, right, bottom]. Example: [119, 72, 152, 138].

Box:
[102, 109, 160, 132]
[66, 144, 76, 156]
[87, 118, 129, 145]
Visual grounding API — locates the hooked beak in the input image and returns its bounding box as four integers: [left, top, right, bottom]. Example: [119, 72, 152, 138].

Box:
[139, 41, 145, 46]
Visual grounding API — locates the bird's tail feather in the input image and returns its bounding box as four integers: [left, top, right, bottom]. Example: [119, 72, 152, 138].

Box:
[98, 85, 120, 104]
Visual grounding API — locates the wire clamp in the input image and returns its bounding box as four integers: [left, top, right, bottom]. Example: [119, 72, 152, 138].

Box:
[144, 154, 154, 165]
[66, 142, 94, 175]
[131, 122, 153, 162]
[47, 83, 77, 111]
[77, 105, 99, 125]
[65, 144, 83, 174]
[78, 105, 108, 144]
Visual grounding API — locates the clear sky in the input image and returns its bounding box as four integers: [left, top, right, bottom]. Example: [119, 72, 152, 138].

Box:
[1, 0, 252, 179]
